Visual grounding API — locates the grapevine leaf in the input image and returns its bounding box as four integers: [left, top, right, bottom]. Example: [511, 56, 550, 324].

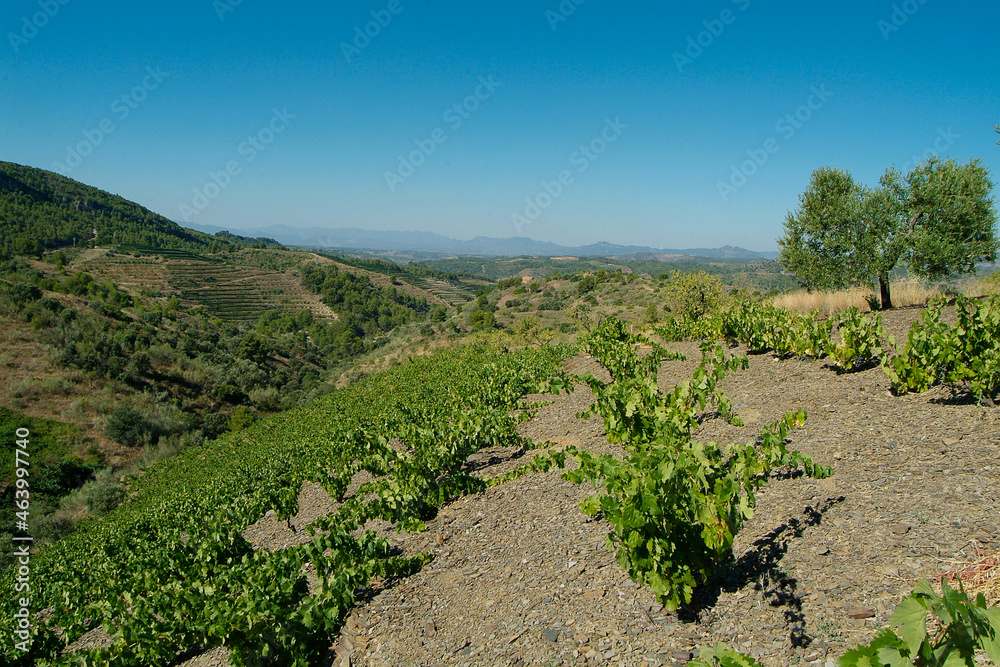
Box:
[890, 595, 929, 653]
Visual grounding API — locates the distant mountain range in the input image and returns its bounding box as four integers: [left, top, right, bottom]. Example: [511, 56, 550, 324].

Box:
[184, 223, 776, 260]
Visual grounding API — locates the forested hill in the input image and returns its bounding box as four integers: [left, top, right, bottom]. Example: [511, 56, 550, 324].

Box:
[0, 162, 277, 258]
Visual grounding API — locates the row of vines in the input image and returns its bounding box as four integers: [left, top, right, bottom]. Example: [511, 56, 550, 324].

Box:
[5, 294, 999, 665]
[523, 315, 1000, 665]
[660, 294, 1000, 403]
[1, 343, 570, 665]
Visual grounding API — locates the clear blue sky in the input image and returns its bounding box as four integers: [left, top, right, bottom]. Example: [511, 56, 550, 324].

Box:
[2, 1, 998, 251]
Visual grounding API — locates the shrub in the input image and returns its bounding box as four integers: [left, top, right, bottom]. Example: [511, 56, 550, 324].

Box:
[85, 481, 127, 515]
[33, 513, 75, 541]
[429, 305, 447, 322]
[105, 406, 149, 446]
[662, 271, 724, 322]
[140, 310, 163, 326]
[228, 406, 257, 433]
[31, 459, 97, 497]
[201, 413, 230, 440]
[469, 310, 497, 330]
[216, 383, 248, 404]
[236, 334, 269, 363]
[127, 351, 152, 377]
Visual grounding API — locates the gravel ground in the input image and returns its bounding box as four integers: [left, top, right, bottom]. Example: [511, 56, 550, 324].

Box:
[73, 307, 1000, 666]
[338, 308, 999, 666]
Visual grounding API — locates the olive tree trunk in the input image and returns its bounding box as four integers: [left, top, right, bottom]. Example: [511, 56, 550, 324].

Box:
[878, 275, 893, 310]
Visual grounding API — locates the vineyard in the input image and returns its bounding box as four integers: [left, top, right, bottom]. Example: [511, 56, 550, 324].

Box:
[72, 247, 340, 323]
[3, 295, 999, 665]
[0, 344, 570, 664]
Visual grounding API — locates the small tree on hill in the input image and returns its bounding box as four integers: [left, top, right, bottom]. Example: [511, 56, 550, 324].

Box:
[778, 157, 998, 309]
[662, 270, 724, 321]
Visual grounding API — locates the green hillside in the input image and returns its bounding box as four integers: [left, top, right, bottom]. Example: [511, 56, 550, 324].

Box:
[0, 162, 275, 258]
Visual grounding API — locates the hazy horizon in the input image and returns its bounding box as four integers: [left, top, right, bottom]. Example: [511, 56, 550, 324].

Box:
[3, 2, 998, 252]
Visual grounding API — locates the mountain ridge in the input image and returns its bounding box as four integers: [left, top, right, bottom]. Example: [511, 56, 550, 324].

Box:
[0, 162, 279, 257]
[185, 223, 776, 260]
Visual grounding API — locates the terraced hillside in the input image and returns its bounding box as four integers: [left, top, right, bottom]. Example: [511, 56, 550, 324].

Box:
[72, 246, 486, 321]
[314, 256, 487, 308]
[73, 247, 340, 322]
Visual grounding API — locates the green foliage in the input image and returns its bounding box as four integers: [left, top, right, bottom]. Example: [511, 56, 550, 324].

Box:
[689, 643, 766, 667]
[429, 304, 448, 322]
[838, 579, 1000, 667]
[716, 300, 887, 372]
[200, 413, 230, 440]
[227, 406, 257, 433]
[0, 344, 570, 665]
[236, 333, 269, 363]
[779, 158, 998, 309]
[885, 294, 1000, 401]
[85, 481, 127, 515]
[778, 167, 866, 291]
[470, 309, 497, 330]
[662, 270, 725, 322]
[104, 406, 151, 447]
[536, 318, 831, 609]
[0, 162, 271, 258]
[829, 307, 886, 371]
[717, 302, 835, 360]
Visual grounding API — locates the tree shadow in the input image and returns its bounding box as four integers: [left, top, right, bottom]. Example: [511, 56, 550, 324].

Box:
[680, 496, 845, 650]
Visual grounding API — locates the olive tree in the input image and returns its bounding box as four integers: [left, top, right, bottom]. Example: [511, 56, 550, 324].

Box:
[778, 157, 998, 309]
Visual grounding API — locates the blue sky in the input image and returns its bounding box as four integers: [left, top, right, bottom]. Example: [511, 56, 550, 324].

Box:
[2, 1, 998, 251]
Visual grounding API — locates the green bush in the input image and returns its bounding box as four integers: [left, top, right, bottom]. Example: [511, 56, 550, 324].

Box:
[105, 406, 150, 447]
[201, 413, 229, 440]
[662, 270, 724, 322]
[33, 513, 75, 541]
[85, 481, 127, 515]
[227, 406, 257, 433]
[469, 310, 497, 330]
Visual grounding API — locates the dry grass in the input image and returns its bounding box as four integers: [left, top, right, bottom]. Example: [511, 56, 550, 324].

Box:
[770, 280, 943, 316]
[942, 551, 1000, 607]
[978, 272, 1000, 296]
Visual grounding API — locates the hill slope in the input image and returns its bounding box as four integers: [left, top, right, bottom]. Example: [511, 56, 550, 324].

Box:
[0, 162, 275, 257]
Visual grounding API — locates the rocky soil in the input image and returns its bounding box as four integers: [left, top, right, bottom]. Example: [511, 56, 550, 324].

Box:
[334, 307, 999, 666]
[97, 306, 1000, 666]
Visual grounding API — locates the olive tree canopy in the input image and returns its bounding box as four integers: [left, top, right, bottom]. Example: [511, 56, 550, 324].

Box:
[778, 157, 998, 309]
